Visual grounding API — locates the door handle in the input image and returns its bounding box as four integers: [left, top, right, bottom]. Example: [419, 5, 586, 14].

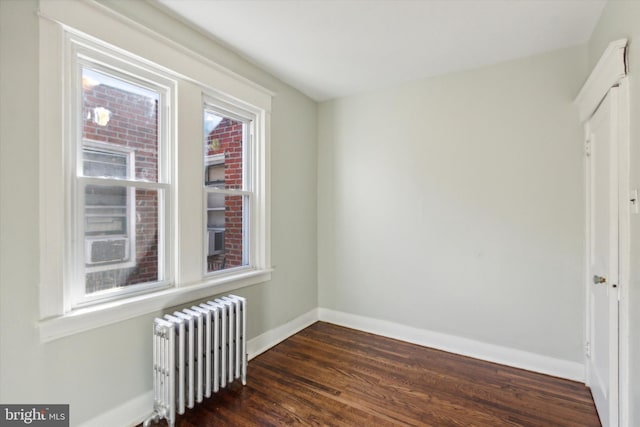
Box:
[593, 275, 607, 284]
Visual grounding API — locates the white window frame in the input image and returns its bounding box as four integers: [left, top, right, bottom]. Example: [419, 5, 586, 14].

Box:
[202, 100, 257, 277]
[38, 1, 273, 342]
[69, 37, 174, 308]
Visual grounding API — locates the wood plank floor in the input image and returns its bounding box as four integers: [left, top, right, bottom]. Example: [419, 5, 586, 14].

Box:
[145, 322, 600, 426]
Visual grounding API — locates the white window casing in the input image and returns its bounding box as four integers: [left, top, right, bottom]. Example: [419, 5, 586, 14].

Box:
[38, 0, 273, 342]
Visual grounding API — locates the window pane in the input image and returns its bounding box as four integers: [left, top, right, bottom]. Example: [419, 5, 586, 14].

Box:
[206, 193, 247, 273]
[204, 110, 244, 190]
[85, 186, 161, 294]
[82, 68, 160, 182]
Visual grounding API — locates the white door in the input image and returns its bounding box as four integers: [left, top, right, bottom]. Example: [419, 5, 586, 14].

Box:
[587, 87, 619, 427]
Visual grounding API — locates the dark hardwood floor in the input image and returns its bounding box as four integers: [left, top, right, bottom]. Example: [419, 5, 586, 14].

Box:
[145, 322, 600, 426]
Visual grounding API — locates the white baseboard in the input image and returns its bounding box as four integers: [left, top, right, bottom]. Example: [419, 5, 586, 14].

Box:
[318, 308, 585, 382]
[85, 306, 585, 426]
[78, 390, 153, 427]
[247, 308, 319, 360]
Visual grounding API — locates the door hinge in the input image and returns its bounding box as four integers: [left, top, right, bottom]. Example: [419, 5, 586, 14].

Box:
[585, 138, 591, 157]
[585, 341, 591, 358]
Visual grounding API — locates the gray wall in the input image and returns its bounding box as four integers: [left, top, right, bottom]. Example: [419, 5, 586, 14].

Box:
[0, 0, 317, 424]
[318, 45, 588, 362]
[3, 0, 637, 424]
[588, 1, 640, 424]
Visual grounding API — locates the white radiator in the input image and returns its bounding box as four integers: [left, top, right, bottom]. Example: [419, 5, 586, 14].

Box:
[143, 295, 247, 427]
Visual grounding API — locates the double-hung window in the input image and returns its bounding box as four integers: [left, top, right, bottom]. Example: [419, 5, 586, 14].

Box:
[71, 54, 173, 307]
[38, 1, 272, 341]
[203, 104, 252, 274]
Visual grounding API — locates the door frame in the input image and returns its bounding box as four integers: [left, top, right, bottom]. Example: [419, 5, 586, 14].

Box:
[575, 39, 629, 427]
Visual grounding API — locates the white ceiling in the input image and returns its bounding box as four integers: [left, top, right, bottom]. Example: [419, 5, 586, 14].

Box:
[155, 0, 606, 101]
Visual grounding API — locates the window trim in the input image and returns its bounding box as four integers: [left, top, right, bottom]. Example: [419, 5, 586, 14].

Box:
[37, 1, 273, 341]
[39, 269, 273, 342]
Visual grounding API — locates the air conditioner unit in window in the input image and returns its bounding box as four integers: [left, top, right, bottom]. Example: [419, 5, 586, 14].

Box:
[85, 237, 130, 265]
[207, 227, 225, 256]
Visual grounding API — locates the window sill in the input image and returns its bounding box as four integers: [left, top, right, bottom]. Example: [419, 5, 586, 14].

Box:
[38, 268, 272, 342]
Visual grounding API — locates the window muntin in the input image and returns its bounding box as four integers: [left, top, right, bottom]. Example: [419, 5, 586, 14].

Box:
[204, 108, 251, 274]
[73, 62, 170, 305]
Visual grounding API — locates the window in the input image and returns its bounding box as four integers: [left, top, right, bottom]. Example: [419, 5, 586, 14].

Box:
[38, 2, 273, 341]
[72, 62, 171, 306]
[204, 107, 251, 274]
